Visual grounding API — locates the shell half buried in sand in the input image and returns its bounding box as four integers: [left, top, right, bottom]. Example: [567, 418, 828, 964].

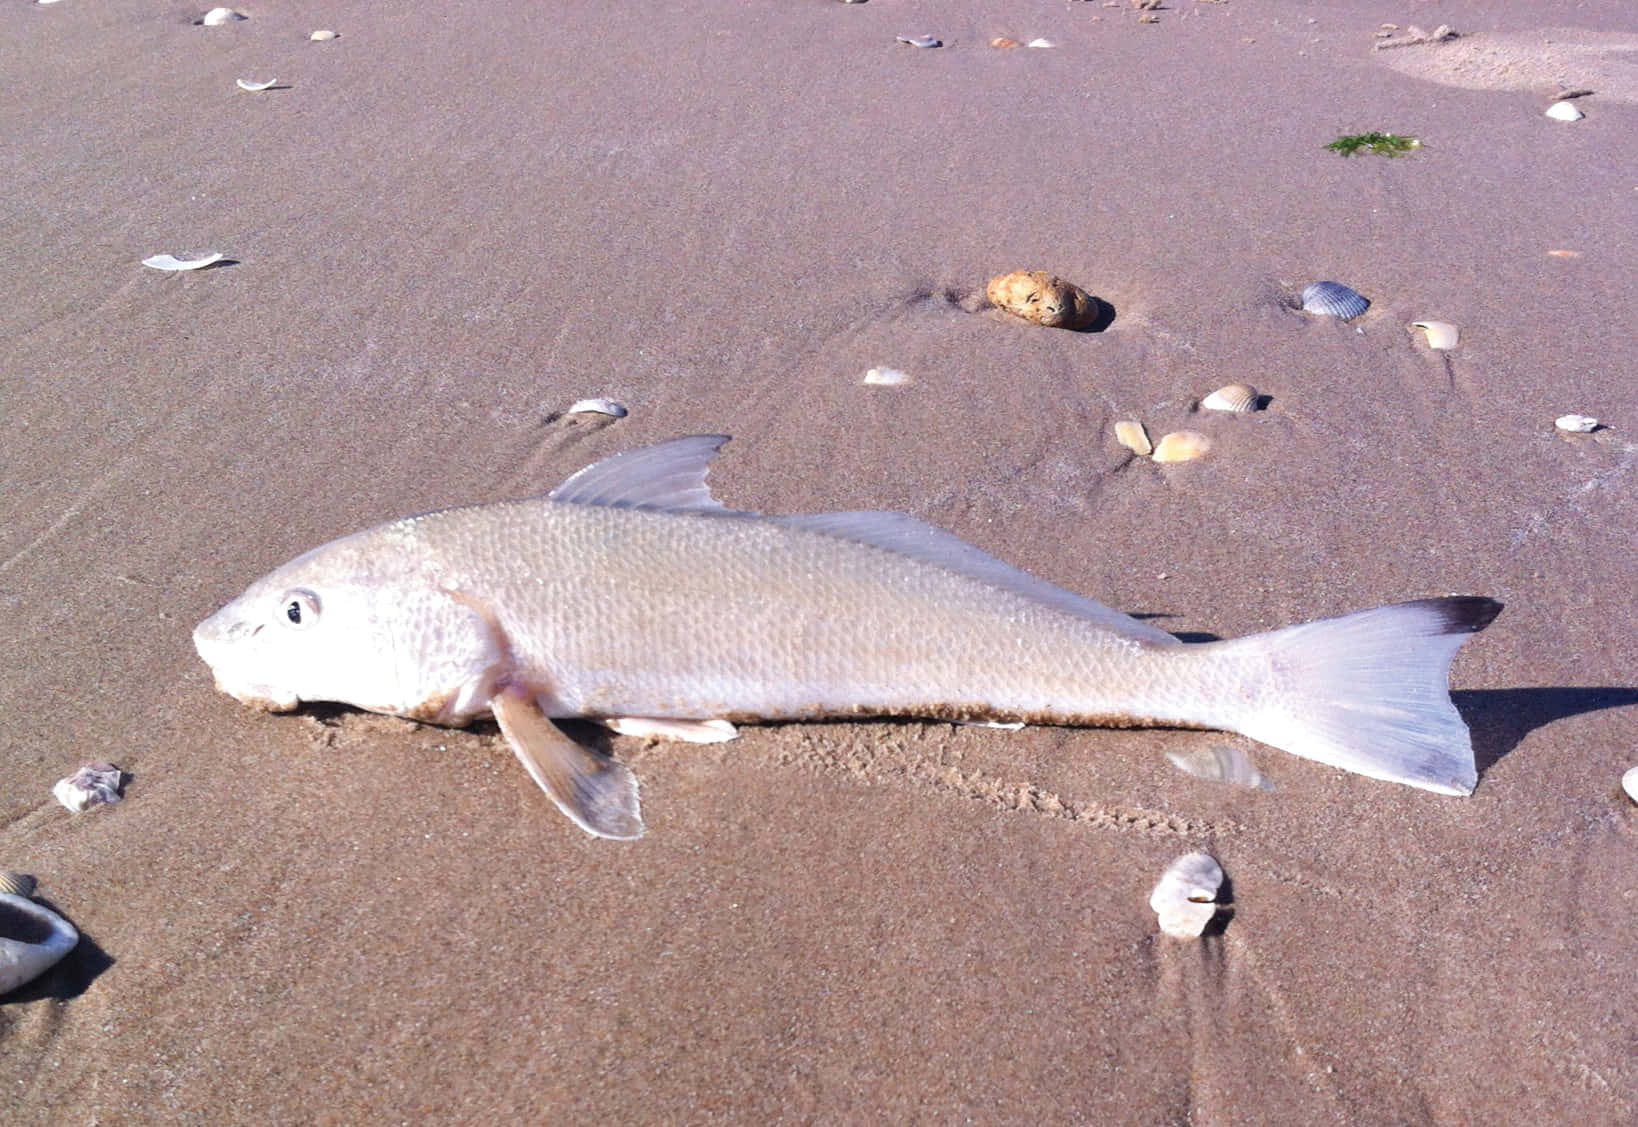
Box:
[1545, 100, 1585, 122]
[1300, 280, 1370, 320]
[1411, 320, 1459, 350]
[566, 398, 628, 418]
[1200, 383, 1260, 413]
[986, 270, 1101, 330]
[1151, 430, 1212, 464]
[141, 252, 224, 271]
[1114, 420, 1152, 456]
[0, 874, 79, 996]
[1149, 852, 1224, 939]
[1167, 744, 1274, 791]
[235, 78, 277, 92]
[201, 7, 245, 25]
[1554, 414, 1600, 433]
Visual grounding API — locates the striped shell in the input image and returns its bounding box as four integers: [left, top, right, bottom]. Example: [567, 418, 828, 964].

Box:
[1301, 281, 1370, 320]
[1200, 383, 1260, 413]
[0, 873, 36, 898]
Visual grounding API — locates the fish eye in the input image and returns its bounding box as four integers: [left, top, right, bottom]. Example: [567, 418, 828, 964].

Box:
[278, 589, 321, 629]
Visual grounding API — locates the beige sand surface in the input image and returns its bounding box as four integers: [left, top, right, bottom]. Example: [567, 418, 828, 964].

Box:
[3, 0, 1636, 1121]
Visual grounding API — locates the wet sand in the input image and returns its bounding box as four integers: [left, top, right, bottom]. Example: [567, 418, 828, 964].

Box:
[3, 1, 1636, 1122]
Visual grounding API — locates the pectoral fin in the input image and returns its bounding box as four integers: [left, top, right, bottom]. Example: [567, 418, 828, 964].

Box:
[491, 690, 643, 840]
[602, 717, 739, 743]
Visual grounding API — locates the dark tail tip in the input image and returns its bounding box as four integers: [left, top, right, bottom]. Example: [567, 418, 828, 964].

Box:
[1408, 596, 1503, 635]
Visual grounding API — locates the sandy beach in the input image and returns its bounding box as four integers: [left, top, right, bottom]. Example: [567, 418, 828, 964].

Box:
[3, 0, 1636, 1121]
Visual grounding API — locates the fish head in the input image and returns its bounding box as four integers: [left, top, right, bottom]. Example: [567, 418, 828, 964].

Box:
[193, 525, 504, 724]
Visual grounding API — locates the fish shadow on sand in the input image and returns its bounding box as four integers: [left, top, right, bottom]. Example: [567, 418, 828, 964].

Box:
[1458, 687, 1638, 774]
[0, 899, 114, 1004]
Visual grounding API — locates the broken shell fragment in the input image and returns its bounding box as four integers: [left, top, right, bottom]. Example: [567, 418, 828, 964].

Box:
[1555, 414, 1600, 433]
[1151, 430, 1212, 464]
[1300, 281, 1370, 320]
[1166, 745, 1274, 791]
[1200, 383, 1261, 413]
[53, 763, 124, 813]
[1149, 852, 1224, 939]
[566, 398, 628, 418]
[986, 270, 1101, 330]
[309, 29, 339, 41]
[896, 35, 941, 48]
[863, 367, 909, 386]
[141, 252, 224, 272]
[1545, 100, 1584, 122]
[1114, 420, 1152, 457]
[0, 874, 79, 996]
[1411, 320, 1459, 350]
[201, 7, 246, 25]
[1623, 765, 1638, 804]
[235, 78, 277, 92]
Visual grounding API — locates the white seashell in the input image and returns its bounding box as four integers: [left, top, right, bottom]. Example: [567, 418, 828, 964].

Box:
[1545, 100, 1584, 122]
[0, 876, 79, 995]
[1554, 414, 1600, 433]
[896, 35, 941, 48]
[1200, 383, 1261, 413]
[1623, 765, 1638, 804]
[53, 763, 124, 813]
[201, 7, 245, 25]
[235, 78, 277, 92]
[36, 0, 66, 5]
[1114, 420, 1152, 457]
[1027, 38, 1055, 48]
[1411, 320, 1459, 350]
[1166, 745, 1274, 790]
[1300, 281, 1370, 320]
[566, 398, 628, 418]
[862, 367, 909, 386]
[142, 252, 224, 272]
[1149, 852, 1224, 939]
[1151, 430, 1212, 464]
[309, 29, 339, 41]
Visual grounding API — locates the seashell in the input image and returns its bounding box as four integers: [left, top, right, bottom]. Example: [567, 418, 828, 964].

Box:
[862, 367, 909, 386]
[235, 78, 277, 92]
[1114, 420, 1152, 457]
[201, 7, 246, 25]
[0, 875, 79, 995]
[1200, 383, 1261, 413]
[1026, 38, 1055, 48]
[1554, 414, 1600, 433]
[566, 398, 628, 418]
[53, 763, 123, 813]
[990, 37, 1021, 49]
[1623, 765, 1638, 804]
[309, 29, 340, 41]
[1545, 100, 1584, 122]
[1546, 249, 1581, 258]
[1137, 13, 1159, 23]
[1300, 281, 1370, 320]
[896, 35, 941, 48]
[1166, 744, 1274, 791]
[1411, 320, 1459, 350]
[1149, 852, 1224, 939]
[1151, 430, 1212, 464]
[986, 270, 1101, 330]
[141, 252, 224, 272]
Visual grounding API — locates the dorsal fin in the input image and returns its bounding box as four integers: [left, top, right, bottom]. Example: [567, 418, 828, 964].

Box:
[548, 434, 741, 514]
[775, 511, 1181, 646]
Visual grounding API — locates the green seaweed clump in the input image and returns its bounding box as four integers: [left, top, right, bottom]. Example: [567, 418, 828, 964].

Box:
[1326, 131, 1420, 157]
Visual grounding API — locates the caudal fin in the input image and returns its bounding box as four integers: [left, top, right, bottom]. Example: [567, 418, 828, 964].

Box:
[1219, 597, 1501, 795]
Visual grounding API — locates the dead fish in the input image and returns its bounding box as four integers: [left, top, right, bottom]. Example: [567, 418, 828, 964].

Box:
[193, 436, 1501, 839]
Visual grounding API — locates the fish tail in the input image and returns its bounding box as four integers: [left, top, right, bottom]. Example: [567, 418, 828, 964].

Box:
[1212, 597, 1501, 795]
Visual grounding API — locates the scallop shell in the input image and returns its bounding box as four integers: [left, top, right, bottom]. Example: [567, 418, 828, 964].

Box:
[1623, 765, 1638, 804]
[1149, 852, 1224, 939]
[1545, 100, 1584, 122]
[142, 252, 224, 272]
[0, 877, 79, 995]
[53, 763, 123, 813]
[201, 7, 245, 25]
[0, 874, 35, 898]
[310, 29, 340, 41]
[1554, 414, 1600, 433]
[1151, 430, 1212, 464]
[1200, 383, 1260, 413]
[862, 367, 909, 386]
[235, 78, 277, 92]
[1166, 745, 1274, 790]
[1114, 420, 1152, 456]
[896, 35, 941, 48]
[566, 398, 628, 418]
[1411, 320, 1459, 350]
[986, 270, 1100, 330]
[1300, 281, 1370, 320]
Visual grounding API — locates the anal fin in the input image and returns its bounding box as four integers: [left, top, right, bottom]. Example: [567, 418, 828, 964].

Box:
[492, 689, 643, 840]
[603, 717, 739, 743]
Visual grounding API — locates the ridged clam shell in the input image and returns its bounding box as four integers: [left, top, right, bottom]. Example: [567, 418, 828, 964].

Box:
[1554, 414, 1599, 433]
[1545, 100, 1584, 122]
[1411, 320, 1459, 350]
[1149, 852, 1224, 939]
[1114, 420, 1152, 456]
[1200, 383, 1260, 413]
[566, 398, 628, 418]
[0, 883, 79, 995]
[201, 7, 245, 25]
[0, 874, 36, 898]
[1166, 745, 1274, 790]
[1300, 281, 1369, 320]
[1151, 430, 1212, 464]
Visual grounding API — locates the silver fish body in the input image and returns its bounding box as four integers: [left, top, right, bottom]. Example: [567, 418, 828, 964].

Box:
[194, 436, 1500, 838]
